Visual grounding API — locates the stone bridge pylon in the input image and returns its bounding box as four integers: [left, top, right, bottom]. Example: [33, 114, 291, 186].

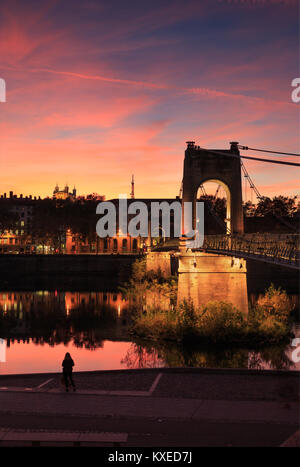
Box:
[177, 251, 248, 314]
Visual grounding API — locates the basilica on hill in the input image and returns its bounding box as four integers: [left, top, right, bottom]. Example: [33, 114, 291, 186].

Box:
[53, 184, 77, 200]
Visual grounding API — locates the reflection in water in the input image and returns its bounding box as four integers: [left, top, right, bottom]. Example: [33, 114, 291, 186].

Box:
[0, 290, 299, 373]
[121, 344, 165, 369]
[121, 339, 298, 371]
[0, 291, 131, 350]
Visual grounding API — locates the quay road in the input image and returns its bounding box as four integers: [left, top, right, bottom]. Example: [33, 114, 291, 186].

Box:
[0, 368, 299, 447]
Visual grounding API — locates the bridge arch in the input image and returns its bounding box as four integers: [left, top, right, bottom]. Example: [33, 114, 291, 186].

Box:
[182, 141, 244, 239]
[197, 178, 231, 234]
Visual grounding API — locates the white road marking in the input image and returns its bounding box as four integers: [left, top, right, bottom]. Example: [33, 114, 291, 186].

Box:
[36, 378, 54, 389]
[149, 373, 163, 394]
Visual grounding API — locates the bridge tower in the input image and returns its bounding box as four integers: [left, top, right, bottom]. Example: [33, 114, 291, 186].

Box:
[182, 141, 244, 237]
[178, 140, 248, 314]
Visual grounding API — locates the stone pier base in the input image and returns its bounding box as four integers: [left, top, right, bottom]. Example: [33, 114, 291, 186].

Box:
[177, 252, 248, 314]
[146, 252, 172, 277]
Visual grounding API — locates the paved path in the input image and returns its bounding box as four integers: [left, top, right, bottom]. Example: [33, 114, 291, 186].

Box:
[0, 391, 298, 424]
[1, 367, 299, 400]
[0, 415, 296, 447]
[0, 368, 298, 446]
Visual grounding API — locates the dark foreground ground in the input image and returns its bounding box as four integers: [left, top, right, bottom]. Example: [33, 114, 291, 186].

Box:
[0, 368, 299, 447]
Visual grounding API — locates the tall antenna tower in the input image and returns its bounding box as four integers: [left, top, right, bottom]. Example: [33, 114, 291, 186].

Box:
[130, 174, 135, 199]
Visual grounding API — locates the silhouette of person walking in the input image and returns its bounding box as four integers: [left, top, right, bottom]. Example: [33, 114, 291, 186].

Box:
[62, 352, 76, 392]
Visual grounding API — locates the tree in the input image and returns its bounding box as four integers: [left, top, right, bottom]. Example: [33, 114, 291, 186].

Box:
[243, 201, 256, 217]
[255, 196, 298, 217]
[198, 195, 226, 219]
[85, 193, 105, 201]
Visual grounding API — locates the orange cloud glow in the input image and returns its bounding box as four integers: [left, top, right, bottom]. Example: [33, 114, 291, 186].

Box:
[0, 0, 298, 200]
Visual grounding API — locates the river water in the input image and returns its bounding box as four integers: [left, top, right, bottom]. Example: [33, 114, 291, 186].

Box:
[0, 289, 299, 374]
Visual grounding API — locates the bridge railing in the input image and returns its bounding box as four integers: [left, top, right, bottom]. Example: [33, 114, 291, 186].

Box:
[202, 233, 300, 267]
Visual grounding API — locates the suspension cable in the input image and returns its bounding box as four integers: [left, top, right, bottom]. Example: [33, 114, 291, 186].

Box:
[240, 161, 263, 199]
[238, 145, 300, 157]
[197, 147, 300, 167]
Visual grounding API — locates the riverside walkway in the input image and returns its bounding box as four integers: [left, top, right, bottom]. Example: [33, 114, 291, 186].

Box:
[0, 368, 299, 447]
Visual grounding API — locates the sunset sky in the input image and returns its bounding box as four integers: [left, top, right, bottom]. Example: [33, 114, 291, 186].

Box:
[0, 0, 299, 201]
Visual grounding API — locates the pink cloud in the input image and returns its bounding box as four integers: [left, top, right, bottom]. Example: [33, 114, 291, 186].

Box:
[0, 0, 297, 201]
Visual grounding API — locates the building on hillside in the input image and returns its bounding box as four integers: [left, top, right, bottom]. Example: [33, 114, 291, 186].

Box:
[0, 192, 35, 254]
[53, 184, 76, 200]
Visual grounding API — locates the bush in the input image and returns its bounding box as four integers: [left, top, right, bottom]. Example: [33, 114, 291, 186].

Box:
[132, 307, 179, 341]
[255, 283, 293, 322]
[131, 258, 147, 283]
[195, 301, 247, 343]
[177, 299, 198, 329]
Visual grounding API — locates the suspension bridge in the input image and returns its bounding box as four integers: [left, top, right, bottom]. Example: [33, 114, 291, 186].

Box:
[165, 141, 300, 271]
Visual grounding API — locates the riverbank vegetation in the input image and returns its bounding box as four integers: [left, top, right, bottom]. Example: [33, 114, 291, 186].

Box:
[122, 260, 295, 345]
[132, 293, 293, 345]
